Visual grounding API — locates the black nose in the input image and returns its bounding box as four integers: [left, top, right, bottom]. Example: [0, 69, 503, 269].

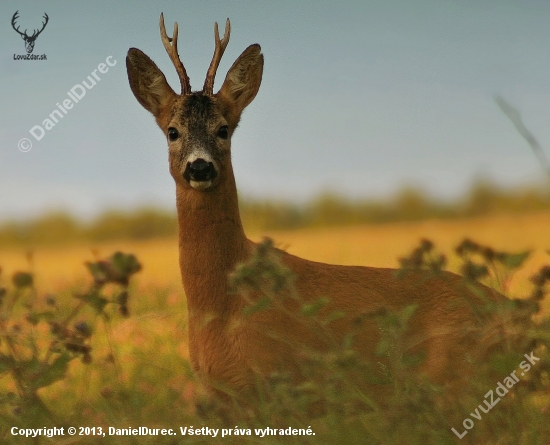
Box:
[183, 158, 218, 182]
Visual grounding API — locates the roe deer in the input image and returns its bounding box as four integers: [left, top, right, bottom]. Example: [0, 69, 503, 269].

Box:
[126, 14, 507, 405]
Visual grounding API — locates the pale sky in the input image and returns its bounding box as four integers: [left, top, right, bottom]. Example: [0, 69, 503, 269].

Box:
[1, 0, 550, 220]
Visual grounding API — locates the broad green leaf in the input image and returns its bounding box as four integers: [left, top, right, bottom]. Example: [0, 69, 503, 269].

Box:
[32, 353, 72, 390]
[243, 296, 271, 316]
[0, 355, 15, 374]
[25, 311, 55, 326]
[110, 252, 142, 277]
[12, 272, 33, 288]
[300, 297, 329, 317]
[78, 290, 108, 314]
[498, 251, 531, 269]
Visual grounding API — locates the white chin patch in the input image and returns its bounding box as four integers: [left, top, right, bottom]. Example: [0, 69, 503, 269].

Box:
[190, 180, 212, 190]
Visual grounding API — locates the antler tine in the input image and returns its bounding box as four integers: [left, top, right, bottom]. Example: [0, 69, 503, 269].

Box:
[11, 11, 25, 37]
[32, 13, 49, 38]
[159, 13, 191, 95]
[203, 18, 231, 95]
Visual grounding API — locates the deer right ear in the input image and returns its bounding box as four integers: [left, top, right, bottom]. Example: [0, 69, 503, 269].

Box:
[218, 44, 263, 116]
[126, 48, 177, 118]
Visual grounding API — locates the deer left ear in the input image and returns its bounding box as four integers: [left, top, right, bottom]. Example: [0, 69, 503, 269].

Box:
[126, 48, 177, 118]
[218, 44, 263, 115]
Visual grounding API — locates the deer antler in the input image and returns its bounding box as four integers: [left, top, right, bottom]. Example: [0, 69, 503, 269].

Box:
[11, 11, 25, 37]
[203, 19, 230, 95]
[159, 13, 191, 96]
[31, 13, 49, 39]
[11, 11, 49, 39]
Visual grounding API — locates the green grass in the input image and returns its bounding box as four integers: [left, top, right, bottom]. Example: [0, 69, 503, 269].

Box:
[0, 240, 549, 444]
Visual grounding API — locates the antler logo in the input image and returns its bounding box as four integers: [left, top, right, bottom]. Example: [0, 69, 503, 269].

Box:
[11, 10, 49, 54]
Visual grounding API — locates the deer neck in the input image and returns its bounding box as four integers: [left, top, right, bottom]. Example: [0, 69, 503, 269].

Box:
[175, 168, 250, 314]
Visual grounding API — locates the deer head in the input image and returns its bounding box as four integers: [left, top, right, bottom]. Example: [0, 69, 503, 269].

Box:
[11, 11, 49, 54]
[126, 14, 263, 192]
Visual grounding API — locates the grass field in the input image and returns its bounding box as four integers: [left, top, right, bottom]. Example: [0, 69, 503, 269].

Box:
[3, 210, 549, 306]
[1, 211, 549, 444]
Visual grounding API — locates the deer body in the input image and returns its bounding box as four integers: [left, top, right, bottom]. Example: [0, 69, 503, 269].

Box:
[127, 15, 506, 402]
[176, 173, 502, 400]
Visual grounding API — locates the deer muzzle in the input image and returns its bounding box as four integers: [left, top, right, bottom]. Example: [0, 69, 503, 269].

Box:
[184, 158, 218, 189]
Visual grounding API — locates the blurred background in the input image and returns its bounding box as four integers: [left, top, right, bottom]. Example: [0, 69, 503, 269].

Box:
[1, 0, 550, 280]
[2, 3, 550, 436]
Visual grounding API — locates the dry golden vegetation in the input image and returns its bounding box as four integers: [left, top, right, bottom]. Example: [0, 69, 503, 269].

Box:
[2, 210, 549, 312]
[0, 209, 549, 444]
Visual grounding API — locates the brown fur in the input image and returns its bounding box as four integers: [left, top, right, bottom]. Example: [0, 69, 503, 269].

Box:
[126, 16, 507, 406]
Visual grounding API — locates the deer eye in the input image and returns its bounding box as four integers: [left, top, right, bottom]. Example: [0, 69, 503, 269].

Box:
[167, 127, 179, 141]
[217, 125, 229, 139]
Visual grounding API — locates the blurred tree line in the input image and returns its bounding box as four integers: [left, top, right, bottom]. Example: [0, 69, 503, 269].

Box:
[1, 181, 549, 246]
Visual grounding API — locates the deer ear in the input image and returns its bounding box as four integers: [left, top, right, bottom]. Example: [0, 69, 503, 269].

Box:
[126, 48, 177, 117]
[218, 44, 263, 115]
